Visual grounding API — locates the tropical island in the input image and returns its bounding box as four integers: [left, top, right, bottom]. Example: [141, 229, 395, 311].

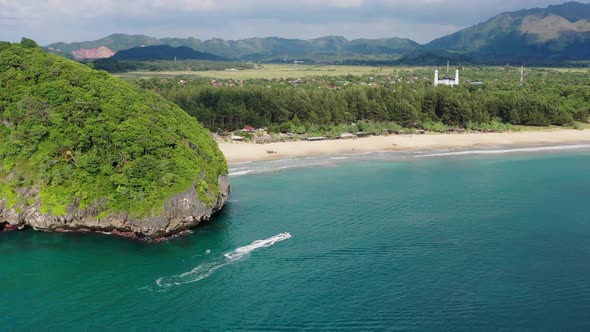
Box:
[0, 40, 230, 240]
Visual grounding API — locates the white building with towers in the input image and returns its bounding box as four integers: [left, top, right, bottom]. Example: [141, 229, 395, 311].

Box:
[434, 62, 459, 87]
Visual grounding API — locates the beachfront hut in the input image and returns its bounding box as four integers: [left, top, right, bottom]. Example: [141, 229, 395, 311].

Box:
[340, 132, 357, 139]
[242, 125, 255, 132]
[231, 135, 245, 142]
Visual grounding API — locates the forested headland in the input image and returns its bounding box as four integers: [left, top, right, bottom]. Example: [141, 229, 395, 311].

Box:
[0, 39, 228, 233]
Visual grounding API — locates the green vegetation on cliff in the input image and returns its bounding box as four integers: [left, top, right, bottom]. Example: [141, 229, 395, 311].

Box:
[0, 39, 227, 218]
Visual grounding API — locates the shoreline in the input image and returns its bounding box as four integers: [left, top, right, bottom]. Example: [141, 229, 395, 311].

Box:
[218, 129, 590, 164]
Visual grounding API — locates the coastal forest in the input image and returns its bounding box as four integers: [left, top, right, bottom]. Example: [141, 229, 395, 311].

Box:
[136, 68, 590, 136]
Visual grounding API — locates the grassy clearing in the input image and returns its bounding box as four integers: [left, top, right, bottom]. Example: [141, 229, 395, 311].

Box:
[114, 64, 588, 81]
[116, 64, 431, 80]
[539, 67, 590, 73]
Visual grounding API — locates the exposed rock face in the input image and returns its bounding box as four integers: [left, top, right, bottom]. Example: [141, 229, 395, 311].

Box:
[0, 175, 230, 241]
[72, 46, 116, 59]
[521, 15, 590, 43]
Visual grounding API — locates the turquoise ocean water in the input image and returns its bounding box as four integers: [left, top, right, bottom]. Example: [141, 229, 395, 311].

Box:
[3, 147, 590, 331]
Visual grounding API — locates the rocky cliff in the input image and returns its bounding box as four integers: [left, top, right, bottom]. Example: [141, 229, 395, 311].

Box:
[0, 175, 230, 240]
[72, 46, 116, 59]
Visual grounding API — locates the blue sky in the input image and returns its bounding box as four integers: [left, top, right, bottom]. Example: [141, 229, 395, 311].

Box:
[0, 0, 587, 45]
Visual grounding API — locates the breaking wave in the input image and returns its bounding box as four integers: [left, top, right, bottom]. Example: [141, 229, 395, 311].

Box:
[225, 144, 590, 178]
[228, 170, 253, 177]
[415, 144, 590, 158]
[155, 233, 291, 288]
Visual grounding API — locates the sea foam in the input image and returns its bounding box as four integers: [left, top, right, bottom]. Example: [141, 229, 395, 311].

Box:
[415, 144, 590, 158]
[225, 144, 590, 178]
[228, 170, 254, 177]
[155, 233, 291, 288]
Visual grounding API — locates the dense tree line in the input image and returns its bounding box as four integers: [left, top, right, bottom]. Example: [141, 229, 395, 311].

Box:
[90, 58, 254, 73]
[138, 69, 590, 133]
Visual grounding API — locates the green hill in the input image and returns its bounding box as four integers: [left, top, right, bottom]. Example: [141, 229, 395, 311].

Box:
[47, 34, 162, 56]
[425, 1, 590, 62]
[112, 45, 227, 61]
[189, 36, 418, 60]
[0, 39, 229, 239]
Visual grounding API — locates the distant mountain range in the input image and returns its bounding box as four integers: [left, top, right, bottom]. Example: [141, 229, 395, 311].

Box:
[112, 45, 226, 61]
[48, 35, 418, 62]
[45, 1, 590, 65]
[160, 36, 419, 60]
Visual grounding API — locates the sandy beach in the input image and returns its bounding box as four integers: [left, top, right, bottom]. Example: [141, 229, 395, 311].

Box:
[218, 129, 590, 163]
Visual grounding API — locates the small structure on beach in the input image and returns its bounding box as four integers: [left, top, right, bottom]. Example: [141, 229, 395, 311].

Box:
[306, 136, 326, 141]
[340, 132, 357, 139]
[231, 135, 245, 142]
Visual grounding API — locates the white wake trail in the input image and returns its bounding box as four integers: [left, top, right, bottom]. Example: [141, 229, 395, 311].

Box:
[224, 232, 292, 261]
[155, 233, 291, 288]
